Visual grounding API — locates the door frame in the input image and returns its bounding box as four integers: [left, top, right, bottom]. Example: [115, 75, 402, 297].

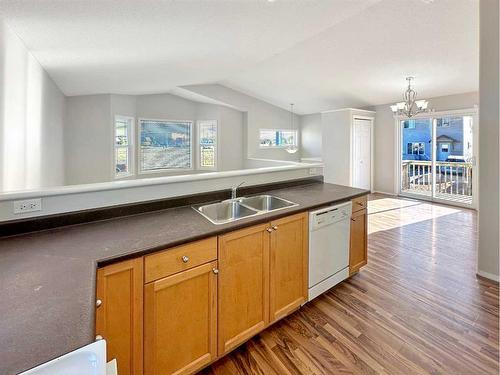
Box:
[351, 115, 375, 192]
[394, 107, 479, 209]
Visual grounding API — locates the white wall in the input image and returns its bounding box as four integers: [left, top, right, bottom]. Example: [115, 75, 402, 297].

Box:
[477, 0, 499, 281]
[180, 84, 301, 162]
[369, 92, 479, 194]
[65, 95, 112, 185]
[300, 113, 322, 159]
[64, 92, 245, 185]
[0, 20, 65, 192]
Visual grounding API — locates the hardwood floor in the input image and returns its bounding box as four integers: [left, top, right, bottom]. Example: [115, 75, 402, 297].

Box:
[200, 194, 499, 375]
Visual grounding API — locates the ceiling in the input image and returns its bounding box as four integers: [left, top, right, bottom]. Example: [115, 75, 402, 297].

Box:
[0, 0, 478, 114]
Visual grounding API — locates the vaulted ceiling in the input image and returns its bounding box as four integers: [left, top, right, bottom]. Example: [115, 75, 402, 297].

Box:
[0, 0, 478, 114]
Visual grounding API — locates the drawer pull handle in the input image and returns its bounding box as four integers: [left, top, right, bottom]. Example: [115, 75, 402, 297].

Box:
[212, 268, 219, 274]
[266, 228, 273, 233]
[272, 225, 278, 231]
[357, 202, 364, 206]
[181, 255, 189, 263]
[96, 299, 102, 308]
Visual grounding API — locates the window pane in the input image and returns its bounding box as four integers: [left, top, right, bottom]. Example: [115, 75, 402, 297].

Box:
[259, 129, 297, 147]
[200, 145, 215, 167]
[199, 121, 217, 168]
[115, 118, 129, 146]
[115, 147, 129, 174]
[140, 120, 192, 171]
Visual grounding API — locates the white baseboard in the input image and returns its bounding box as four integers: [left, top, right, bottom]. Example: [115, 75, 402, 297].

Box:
[477, 270, 500, 282]
[372, 190, 397, 196]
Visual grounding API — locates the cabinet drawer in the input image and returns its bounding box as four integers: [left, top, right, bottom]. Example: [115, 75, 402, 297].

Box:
[352, 195, 367, 213]
[145, 237, 217, 283]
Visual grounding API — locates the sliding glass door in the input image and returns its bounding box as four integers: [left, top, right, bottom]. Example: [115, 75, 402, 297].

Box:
[399, 111, 477, 208]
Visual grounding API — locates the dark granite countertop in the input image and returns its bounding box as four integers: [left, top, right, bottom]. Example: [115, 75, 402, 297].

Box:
[0, 182, 368, 374]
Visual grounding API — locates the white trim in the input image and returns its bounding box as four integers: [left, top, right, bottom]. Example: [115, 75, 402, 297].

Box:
[351, 115, 375, 192]
[137, 118, 194, 174]
[113, 115, 135, 179]
[321, 107, 376, 114]
[196, 119, 218, 171]
[477, 270, 500, 282]
[373, 190, 397, 196]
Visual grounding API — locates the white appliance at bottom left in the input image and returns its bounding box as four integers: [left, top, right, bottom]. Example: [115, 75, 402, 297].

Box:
[19, 340, 115, 375]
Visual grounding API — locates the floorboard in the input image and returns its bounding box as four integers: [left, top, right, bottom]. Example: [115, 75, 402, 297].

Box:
[200, 194, 499, 374]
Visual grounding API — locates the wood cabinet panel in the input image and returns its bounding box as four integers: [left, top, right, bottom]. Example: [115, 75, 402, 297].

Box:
[144, 261, 217, 375]
[217, 223, 270, 356]
[145, 237, 217, 283]
[352, 195, 368, 213]
[95, 258, 143, 375]
[269, 212, 308, 322]
[349, 208, 368, 274]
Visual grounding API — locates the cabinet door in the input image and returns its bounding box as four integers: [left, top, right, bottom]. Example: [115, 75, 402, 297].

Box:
[144, 261, 218, 375]
[269, 212, 308, 322]
[218, 223, 270, 356]
[96, 258, 143, 375]
[349, 208, 368, 274]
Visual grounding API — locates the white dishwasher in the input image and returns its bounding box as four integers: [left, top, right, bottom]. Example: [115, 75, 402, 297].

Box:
[308, 201, 352, 301]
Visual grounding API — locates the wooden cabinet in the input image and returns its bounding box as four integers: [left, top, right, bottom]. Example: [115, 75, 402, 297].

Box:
[269, 212, 308, 322]
[349, 207, 368, 274]
[95, 258, 143, 375]
[94, 208, 354, 374]
[144, 261, 218, 375]
[217, 223, 270, 356]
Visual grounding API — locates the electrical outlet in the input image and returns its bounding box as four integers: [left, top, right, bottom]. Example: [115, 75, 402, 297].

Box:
[13, 198, 42, 214]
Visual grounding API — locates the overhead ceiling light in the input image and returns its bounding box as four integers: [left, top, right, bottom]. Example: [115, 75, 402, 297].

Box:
[390, 77, 431, 118]
[286, 103, 299, 154]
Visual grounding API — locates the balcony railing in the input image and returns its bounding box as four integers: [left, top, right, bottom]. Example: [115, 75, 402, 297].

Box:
[401, 160, 473, 204]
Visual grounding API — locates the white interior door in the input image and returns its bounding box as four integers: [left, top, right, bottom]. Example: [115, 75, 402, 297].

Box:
[352, 118, 372, 190]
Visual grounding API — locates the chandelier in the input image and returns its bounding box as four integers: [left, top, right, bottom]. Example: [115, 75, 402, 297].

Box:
[390, 77, 430, 118]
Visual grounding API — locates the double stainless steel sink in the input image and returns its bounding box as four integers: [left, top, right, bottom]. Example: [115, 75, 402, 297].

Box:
[194, 195, 298, 225]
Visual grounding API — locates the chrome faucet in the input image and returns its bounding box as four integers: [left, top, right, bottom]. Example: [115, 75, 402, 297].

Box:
[231, 182, 245, 200]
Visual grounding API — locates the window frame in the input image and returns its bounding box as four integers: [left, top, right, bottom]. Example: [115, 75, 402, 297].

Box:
[197, 120, 218, 171]
[113, 115, 135, 179]
[137, 118, 194, 174]
[440, 143, 450, 153]
[407, 142, 425, 155]
[259, 128, 298, 149]
[403, 120, 416, 129]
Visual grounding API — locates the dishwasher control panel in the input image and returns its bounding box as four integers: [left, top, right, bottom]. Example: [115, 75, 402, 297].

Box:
[309, 201, 352, 230]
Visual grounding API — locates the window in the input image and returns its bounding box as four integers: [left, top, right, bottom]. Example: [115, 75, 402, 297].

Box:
[259, 129, 297, 148]
[441, 143, 450, 153]
[407, 142, 425, 155]
[114, 115, 134, 178]
[436, 118, 451, 127]
[197, 120, 217, 170]
[403, 120, 416, 129]
[139, 119, 192, 172]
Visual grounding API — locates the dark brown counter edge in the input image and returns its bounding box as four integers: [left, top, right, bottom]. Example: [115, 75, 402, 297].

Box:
[0, 176, 324, 238]
[95, 187, 370, 267]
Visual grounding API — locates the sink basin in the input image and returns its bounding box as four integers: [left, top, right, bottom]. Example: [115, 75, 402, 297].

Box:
[239, 195, 298, 212]
[195, 200, 258, 225]
[194, 195, 298, 225]
[20, 340, 107, 375]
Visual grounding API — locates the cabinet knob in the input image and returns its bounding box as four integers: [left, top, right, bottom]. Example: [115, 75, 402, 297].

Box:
[272, 225, 278, 231]
[96, 299, 102, 308]
[95, 335, 103, 341]
[212, 268, 219, 274]
[351, 218, 356, 222]
[266, 228, 273, 233]
[182, 255, 189, 263]
[357, 201, 364, 206]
